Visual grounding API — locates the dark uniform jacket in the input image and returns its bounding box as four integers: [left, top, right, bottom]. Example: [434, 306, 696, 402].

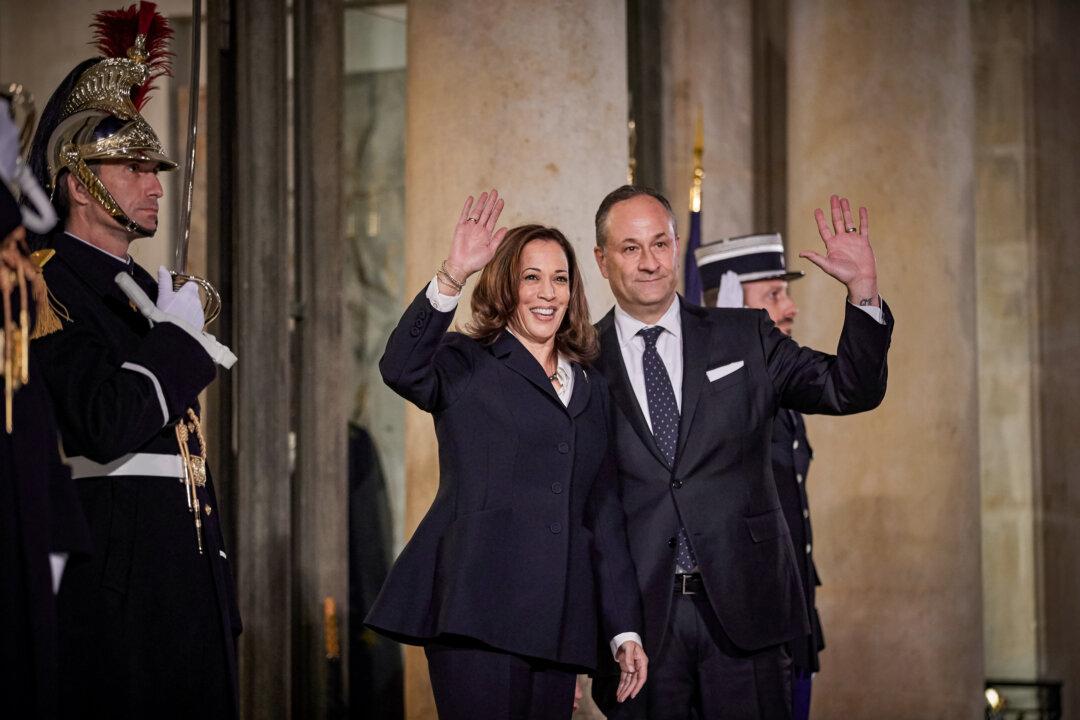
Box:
[773, 409, 825, 673]
[592, 298, 891, 681]
[365, 288, 642, 671]
[31, 230, 241, 718]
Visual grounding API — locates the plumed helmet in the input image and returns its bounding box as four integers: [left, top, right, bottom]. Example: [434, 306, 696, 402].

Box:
[28, 1, 176, 237]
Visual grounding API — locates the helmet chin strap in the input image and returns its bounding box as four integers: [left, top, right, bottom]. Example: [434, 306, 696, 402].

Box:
[65, 151, 155, 237]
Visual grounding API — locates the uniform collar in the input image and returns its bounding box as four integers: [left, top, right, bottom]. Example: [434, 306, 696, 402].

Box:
[52, 231, 154, 301]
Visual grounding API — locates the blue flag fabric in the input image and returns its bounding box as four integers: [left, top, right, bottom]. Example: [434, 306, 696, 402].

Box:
[684, 209, 703, 305]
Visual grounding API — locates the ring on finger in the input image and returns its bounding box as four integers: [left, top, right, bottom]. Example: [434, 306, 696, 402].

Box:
[846, 226, 857, 232]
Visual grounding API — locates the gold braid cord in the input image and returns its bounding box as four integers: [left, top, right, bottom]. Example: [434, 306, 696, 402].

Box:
[1, 227, 37, 432]
[175, 407, 208, 553]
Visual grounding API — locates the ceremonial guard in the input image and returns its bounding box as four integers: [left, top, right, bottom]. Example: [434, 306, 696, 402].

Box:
[2, 88, 91, 718]
[27, 4, 240, 717]
[697, 234, 825, 720]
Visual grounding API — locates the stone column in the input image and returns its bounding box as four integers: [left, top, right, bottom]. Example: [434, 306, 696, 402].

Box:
[787, 2, 983, 716]
[973, 0, 1039, 682]
[228, 0, 293, 717]
[403, 1, 627, 716]
[660, 0, 756, 252]
[1032, 0, 1080, 707]
[293, 0, 346, 717]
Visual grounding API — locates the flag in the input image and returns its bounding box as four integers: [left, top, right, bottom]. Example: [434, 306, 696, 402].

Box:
[684, 206, 703, 305]
[683, 110, 704, 305]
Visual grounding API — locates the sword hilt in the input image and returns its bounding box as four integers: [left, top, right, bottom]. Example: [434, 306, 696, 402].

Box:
[170, 271, 221, 326]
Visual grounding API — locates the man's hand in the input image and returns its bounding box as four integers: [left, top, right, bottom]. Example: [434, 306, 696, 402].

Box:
[614, 640, 647, 703]
[156, 266, 206, 330]
[442, 189, 508, 290]
[800, 195, 879, 307]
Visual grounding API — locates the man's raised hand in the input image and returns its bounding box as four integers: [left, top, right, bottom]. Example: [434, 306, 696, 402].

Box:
[800, 194, 879, 307]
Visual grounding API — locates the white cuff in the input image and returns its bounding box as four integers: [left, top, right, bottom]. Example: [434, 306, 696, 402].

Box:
[49, 552, 68, 594]
[610, 632, 643, 660]
[121, 362, 169, 426]
[849, 298, 885, 324]
[426, 276, 461, 312]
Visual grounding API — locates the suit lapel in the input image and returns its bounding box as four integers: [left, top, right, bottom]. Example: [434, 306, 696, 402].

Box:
[491, 331, 563, 409]
[566, 363, 592, 417]
[675, 302, 711, 465]
[597, 312, 669, 469]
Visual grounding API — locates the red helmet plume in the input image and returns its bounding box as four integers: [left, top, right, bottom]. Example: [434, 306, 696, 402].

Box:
[90, 1, 174, 109]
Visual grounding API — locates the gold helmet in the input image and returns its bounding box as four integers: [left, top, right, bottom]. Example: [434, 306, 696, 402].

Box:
[34, 2, 176, 237]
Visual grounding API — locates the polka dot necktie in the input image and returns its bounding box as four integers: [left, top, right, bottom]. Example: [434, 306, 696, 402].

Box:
[638, 326, 698, 572]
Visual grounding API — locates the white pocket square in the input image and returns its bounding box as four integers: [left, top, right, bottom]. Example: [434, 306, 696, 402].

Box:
[706, 360, 745, 382]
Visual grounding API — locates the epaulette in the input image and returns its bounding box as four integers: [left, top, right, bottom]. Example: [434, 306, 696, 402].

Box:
[29, 248, 70, 338]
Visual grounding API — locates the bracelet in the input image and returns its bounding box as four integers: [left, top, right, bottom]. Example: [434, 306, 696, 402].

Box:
[436, 268, 463, 292]
[439, 261, 465, 290]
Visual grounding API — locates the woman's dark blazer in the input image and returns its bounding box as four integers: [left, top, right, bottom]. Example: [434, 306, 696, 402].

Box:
[365, 287, 642, 671]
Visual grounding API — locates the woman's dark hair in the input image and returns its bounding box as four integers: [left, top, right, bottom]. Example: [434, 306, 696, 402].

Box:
[466, 224, 598, 364]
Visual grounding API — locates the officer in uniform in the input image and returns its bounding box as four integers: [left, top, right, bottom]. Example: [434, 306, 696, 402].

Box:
[696, 234, 823, 720]
[27, 4, 240, 717]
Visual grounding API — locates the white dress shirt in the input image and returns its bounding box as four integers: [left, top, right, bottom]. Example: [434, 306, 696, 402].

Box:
[425, 278, 640, 658]
[612, 296, 684, 432]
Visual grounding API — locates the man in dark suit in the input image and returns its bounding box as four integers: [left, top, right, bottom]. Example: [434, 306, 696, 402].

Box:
[696, 233, 825, 720]
[590, 186, 892, 719]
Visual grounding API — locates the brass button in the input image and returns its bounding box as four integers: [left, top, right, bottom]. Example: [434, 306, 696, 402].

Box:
[204, 504, 213, 516]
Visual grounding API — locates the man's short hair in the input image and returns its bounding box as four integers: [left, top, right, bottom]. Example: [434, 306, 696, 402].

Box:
[594, 185, 677, 247]
[55, 162, 102, 224]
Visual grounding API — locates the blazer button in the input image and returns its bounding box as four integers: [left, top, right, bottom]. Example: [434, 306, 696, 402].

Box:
[550, 522, 562, 534]
[409, 327, 420, 337]
[418, 309, 427, 320]
[667, 537, 676, 548]
[805, 543, 812, 555]
[803, 508, 810, 519]
[671, 479, 683, 489]
[793, 439, 800, 450]
[796, 473, 804, 484]
[551, 481, 563, 494]
[557, 442, 570, 454]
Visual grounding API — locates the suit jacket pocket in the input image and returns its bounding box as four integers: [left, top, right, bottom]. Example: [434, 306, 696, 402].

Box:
[706, 365, 748, 395]
[745, 507, 789, 543]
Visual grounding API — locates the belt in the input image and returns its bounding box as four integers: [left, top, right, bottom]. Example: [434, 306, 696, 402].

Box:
[67, 453, 185, 480]
[674, 572, 705, 595]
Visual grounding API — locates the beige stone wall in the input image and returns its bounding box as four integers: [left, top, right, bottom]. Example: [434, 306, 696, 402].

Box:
[403, 1, 628, 716]
[787, 1, 984, 716]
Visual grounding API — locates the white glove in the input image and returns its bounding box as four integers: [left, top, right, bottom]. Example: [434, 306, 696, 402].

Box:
[0, 99, 19, 183]
[156, 266, 205, 330]
[715, 270, 744, 309]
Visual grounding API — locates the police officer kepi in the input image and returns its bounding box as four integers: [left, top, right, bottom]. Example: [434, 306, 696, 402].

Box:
[27, 3, 241, 717]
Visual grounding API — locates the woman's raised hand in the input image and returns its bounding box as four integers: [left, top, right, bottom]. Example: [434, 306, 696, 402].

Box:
[444, 190, 508, 282]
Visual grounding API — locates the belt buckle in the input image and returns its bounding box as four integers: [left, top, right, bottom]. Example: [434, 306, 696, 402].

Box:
[680, 574, 696, 595]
